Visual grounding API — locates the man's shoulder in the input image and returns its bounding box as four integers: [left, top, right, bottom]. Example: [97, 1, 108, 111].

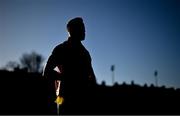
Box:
[81, 44, 90, 54]
[52, 41, 68, 54]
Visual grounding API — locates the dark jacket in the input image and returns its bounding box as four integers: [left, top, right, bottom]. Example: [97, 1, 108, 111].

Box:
[43, 38, 96, 104]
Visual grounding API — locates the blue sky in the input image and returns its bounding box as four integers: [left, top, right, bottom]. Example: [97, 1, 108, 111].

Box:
[0, 0, 180, 88]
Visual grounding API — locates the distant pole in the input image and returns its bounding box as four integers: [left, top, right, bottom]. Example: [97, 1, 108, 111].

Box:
[111, 65, 115, 85]
[154, 70, 158, 87]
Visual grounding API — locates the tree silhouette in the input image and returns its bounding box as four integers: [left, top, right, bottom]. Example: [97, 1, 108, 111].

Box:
[20, 51, 44, 73]
[3, 61, 19, 71]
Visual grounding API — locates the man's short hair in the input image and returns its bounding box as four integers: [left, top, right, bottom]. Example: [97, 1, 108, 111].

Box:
[67, 17, 84, 30]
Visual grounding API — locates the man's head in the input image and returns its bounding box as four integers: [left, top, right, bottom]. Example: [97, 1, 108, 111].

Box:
[67, 17, 85, 41]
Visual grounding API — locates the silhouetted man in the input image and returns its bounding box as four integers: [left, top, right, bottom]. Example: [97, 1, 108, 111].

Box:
[43, 17, 96, 114]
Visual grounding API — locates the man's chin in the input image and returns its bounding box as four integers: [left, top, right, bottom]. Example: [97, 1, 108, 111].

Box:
[80, 37, 85, 41]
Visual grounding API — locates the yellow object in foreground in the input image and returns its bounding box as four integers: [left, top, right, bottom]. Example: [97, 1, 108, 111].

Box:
[55, 96, 64, 105]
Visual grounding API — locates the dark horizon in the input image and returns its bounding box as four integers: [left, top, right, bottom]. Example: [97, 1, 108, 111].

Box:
[0, 70, 180, 114]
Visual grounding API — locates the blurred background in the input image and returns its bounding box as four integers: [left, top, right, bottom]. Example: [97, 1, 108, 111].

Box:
[0, 0, 180, 88]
